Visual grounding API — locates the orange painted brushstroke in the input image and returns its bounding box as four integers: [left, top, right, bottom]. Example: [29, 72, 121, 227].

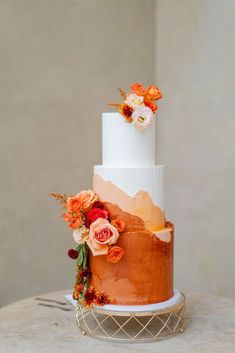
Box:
[89, 202, 174, 305]
[93, 174, 165, 232]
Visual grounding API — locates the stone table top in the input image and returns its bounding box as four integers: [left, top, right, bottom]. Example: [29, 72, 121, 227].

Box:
[0, 290, 235, 353]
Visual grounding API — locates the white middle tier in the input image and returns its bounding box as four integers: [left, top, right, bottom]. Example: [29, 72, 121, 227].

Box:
[94, 165, 164, 210]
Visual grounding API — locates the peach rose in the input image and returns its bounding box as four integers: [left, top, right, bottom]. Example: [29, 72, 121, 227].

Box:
[77, 190, 98, 212]
[131, 82, 146, 96]
[106, 246, 125, 263]
[146, 85, 163, 100]
[111, 218, 125, 233]
[87, 218, 119, 256]
[66, 196, 82, 213]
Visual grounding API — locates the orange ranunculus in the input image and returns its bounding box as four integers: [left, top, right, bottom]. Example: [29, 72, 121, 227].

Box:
[68, 217, 83, 229]
[106, 246, 125, 264]
[64, 212, 83, 229]
[145, 85, 163, 100]
[144, 98, 158, 113]
[73, 283, 84, 300]
[75, 283, 84, 293]
[63, 212, 73, 223]
[66, 196, 82, 213]
[131, 82, 146, 96]
[73, 290, 79, 300]
[77, 190, 98, 212]
[111, 218, 125, 233]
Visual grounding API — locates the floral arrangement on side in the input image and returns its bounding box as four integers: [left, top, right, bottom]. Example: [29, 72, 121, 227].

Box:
[109, 82, 163, 128]
[51, 190, 125, 307]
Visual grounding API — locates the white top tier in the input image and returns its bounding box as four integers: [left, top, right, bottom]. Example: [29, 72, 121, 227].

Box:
[102, 112, 156, 166]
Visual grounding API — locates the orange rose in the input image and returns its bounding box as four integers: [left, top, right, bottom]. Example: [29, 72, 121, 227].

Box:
[111, 218, 125, 233]
[144, 98, 158, 113]
[87, 218, 119, 256]
[131, 82, 146, 96]
[106, 246, 125, 263]
[66, 196, 82, 213]
[77, 190, 98, 212]
[146, 85, 163, 100]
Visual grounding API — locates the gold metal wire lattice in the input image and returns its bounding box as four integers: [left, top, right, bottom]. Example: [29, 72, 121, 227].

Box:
[75, 292, 186, 342]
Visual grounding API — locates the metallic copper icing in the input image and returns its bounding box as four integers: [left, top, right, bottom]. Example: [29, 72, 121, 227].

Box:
[89, 200, 174, 305]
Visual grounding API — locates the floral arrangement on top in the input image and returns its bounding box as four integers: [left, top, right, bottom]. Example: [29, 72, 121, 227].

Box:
[109, 82, 163, 128]
[51, 190, 125, 307]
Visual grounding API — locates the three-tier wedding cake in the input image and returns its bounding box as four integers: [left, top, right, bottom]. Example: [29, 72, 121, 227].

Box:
[52, 83, 174, 307]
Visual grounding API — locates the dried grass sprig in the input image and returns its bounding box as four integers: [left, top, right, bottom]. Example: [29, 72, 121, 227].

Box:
[118, 88, 127, 99]
[50, 193, 67, 208]
[108, 103, 121, 108]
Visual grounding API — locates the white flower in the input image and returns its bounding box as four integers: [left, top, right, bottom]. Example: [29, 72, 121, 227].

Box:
[132, 106, 154, 128]
[124, 93, 144, 109]
[73, 226, 89, 244]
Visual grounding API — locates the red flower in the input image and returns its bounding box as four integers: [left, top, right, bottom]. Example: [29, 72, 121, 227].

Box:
[93, 201, 104, 209]
[119, 104, 133, 122]
[80, 269, 92, 278]
[95, 292, 110, 306]
[85, 218, 91, 228]
[68, 249, 79, 259]
[84, 287, 97, 307]
[85, 207, 109, 228]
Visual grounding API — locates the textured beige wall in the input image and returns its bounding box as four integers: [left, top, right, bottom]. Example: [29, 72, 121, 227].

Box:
[156, 0, 235, 299]
[1, 0, 234, 308]
[0, 0, 155, 307]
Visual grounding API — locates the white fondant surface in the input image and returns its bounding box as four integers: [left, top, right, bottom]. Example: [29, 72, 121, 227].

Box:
[96, 290, 182, 312]
[102, 112, 156, 166]
[94, 165, 164, 209]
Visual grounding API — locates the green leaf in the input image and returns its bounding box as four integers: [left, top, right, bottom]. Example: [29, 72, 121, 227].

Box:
[75, 243, 88, 269]
[79, 291, 85, 300]
[76, 244, 83, 252]
[76, 250, 84, 267]
[83, 244, 89, 269]
[82, 255, 87, 269]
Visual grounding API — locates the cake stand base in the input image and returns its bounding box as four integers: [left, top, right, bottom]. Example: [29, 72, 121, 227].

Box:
[75, 291, 186, 342]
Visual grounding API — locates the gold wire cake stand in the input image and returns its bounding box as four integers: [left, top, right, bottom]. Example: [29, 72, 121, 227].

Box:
[75, 291, 186, 342]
